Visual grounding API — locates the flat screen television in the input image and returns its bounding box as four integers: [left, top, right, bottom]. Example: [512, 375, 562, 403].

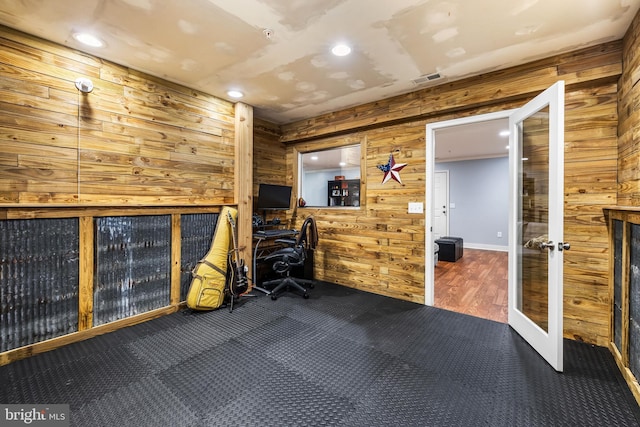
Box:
[256, 183, 292, 211]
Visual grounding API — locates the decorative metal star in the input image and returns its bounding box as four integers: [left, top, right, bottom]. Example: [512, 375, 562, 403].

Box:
[377, 154, 407, 184]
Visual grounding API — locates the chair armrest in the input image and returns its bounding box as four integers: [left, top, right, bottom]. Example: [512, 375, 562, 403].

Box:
[274, 238, 296, 245]
[264, 247, 296, 261]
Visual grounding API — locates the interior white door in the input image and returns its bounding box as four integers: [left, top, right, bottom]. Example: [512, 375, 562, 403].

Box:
[508, 81, 566, 372]
[434, 171, 448, 239]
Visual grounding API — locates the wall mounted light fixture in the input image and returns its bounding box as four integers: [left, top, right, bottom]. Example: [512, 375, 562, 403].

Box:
[75, 77, 94, 93]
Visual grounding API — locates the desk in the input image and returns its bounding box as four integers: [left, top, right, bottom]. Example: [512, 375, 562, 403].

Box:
[252, 229, 298, 294]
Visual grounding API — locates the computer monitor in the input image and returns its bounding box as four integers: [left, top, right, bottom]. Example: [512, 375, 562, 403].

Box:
[256, 183, 292, 211]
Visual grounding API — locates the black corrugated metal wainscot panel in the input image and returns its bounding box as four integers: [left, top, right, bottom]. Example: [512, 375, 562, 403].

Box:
[0, 218, 80, 352]
[93, 215, 171, 326]
[614, 219, 623, 353]
[629, 223, 640, 381]
[179, 213, 218, 302]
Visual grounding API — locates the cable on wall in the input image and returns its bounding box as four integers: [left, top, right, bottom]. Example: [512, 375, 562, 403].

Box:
[75, 77, 93, 199]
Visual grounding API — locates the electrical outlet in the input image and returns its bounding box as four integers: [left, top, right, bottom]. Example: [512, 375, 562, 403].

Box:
[408, 202, 424, 214]
[497, 231, 502, 238]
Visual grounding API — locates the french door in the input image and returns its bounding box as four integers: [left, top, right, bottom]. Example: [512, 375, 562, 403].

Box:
[508, 81, 566, 372]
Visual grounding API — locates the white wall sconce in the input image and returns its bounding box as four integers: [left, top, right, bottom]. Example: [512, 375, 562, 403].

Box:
[75, 77, 94, 93]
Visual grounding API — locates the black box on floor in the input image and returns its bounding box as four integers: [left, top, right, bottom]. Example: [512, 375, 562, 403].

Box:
[435, 236, 463, 262]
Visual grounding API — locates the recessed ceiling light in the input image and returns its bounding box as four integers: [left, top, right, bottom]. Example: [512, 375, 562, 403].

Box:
[331, 44, 351, 56]
[339, 162, 347, 167]
[73, 32, 104, 48]
[227, 90, 244, 98]
[499, 130, 510, 137]
[311, 156, 318, 161]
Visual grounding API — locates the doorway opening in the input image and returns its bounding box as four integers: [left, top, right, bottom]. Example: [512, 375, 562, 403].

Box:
[426, 111, 514, 323]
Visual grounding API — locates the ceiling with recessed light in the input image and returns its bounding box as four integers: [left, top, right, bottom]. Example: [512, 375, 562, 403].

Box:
[0, 0, 638, 126]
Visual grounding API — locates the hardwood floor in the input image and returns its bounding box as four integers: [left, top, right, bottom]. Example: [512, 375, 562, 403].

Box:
[434, 248, 508, 323]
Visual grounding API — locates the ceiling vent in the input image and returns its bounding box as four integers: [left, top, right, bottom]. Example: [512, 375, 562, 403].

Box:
[412, 72, 443, 86]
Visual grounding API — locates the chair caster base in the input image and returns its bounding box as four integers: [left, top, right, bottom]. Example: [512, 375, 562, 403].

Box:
[271, 294, 278, 300]
[303, 293, 309, 299]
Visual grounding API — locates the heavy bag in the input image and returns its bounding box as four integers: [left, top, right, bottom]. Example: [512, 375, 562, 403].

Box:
[186, 206, 237, 310]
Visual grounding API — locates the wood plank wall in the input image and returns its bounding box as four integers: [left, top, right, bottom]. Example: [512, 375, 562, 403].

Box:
[254, 119, 287, 190]
[275, 41, 624, 346]
[619, 9, 640, 206]
[0, 26, 249, 362]
[253, 118, 288, 220]
[0, 26, 236, 206]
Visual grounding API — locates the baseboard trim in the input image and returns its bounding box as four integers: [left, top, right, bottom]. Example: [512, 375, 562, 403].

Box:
[463, 243, 508, 252]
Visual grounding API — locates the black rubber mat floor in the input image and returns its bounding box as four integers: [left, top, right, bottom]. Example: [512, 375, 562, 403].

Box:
[1, 282, 639, 426]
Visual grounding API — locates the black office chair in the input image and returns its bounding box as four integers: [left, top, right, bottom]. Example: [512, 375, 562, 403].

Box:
[262, 216, 318, 300]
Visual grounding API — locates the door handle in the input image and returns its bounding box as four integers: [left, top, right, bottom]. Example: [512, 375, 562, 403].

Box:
[539, 241, 554, 251]
[558, 242, 570, 251]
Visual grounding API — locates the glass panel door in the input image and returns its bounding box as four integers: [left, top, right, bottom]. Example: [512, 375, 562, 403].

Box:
[519, 107, 550, 332]
[508, 81, 565, 372]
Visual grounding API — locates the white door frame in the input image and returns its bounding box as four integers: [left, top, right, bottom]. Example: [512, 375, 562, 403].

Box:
[425, 110, 515, 306]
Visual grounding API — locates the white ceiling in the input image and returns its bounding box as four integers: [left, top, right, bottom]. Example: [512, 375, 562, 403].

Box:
[0, 0, 638, 127]
[435, 118, 510, 162]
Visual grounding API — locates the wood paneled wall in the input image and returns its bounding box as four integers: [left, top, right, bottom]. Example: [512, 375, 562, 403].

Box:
[619, 9, 640, 206]
[253, 118, 289, 223]
[254, 119, 287, 190]
[0, 26, 236, 206]
[278, 42, 623, 346]
[0, 26, 252, 362]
